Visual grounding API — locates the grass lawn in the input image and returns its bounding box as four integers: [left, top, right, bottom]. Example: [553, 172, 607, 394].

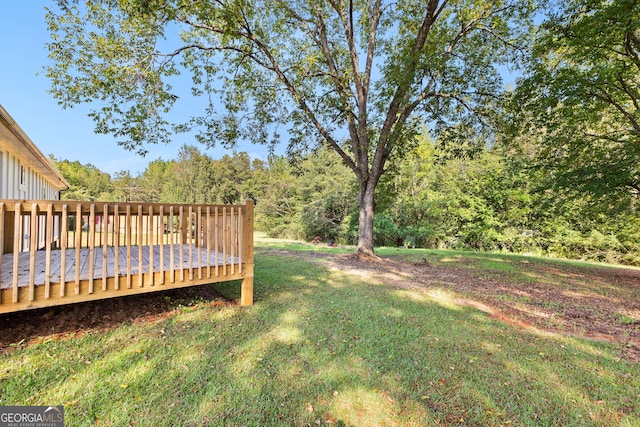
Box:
[1, 238, 639, 426]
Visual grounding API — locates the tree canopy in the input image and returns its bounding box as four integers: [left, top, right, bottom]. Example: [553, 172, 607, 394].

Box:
[51, 157, 113, 201]
[511, 0, 640, 210]
[46, 0, 535, 256]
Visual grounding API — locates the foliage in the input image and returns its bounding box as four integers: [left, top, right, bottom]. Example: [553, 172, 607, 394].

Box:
[374, 137, 526, 250]
[548, 217, 640, 266]
[296, 149, 356, 242]
[51, 157, 113, 201]
[254, 156, 302, 239]
[135, 158, 171, 202]
[256, 148, 356, 242]
[45, 0, 536, 255]
[163, 145, 216, 204]
[129, 146, 260, 204]
[369, 134, 640, 264]
[110, 170, 137, 202]
[210, 152, 256, 204]
[511, 0, 640, 211]
[50, 126, 640, 264]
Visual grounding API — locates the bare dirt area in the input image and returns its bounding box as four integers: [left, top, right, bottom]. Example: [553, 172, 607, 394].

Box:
[269, 249, 640, 362]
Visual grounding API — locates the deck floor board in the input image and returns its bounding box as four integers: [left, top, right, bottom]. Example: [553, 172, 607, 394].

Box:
[0, 245, 238, 289]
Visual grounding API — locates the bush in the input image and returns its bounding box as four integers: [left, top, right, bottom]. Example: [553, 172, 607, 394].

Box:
[300, 197, 352, 243]
[547, 227, 640, 265]
[373, 212, 401, 247]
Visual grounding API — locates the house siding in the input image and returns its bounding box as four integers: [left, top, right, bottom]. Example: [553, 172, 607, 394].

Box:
[1, 105, 68, 254]
[0, 148, 61, 200]
[1, 148, 64, 252]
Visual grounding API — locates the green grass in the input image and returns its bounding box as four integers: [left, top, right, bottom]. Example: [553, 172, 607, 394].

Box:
[1, 239, 639, 426]
[254, 232, 354, 255]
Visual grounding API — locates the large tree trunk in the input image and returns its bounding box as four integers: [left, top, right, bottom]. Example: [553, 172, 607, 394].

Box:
[356, 178, 377, 258]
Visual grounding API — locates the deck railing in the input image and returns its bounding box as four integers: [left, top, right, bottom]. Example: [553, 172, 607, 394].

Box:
[0, 199, 254, 313]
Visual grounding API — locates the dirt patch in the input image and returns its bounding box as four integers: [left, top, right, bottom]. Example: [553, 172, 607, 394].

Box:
[0, 286, 233, 353]
[268, 249, 640, 362]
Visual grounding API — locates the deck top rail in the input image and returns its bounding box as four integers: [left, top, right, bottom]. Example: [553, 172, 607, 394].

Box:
[0, 199, 254, 313]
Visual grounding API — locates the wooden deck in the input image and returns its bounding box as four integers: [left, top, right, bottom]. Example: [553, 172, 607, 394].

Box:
[1, 244, 240, 289]
[0, 199, 254, 313]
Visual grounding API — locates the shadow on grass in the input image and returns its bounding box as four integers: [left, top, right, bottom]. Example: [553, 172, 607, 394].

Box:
[1, 250, 639, 426]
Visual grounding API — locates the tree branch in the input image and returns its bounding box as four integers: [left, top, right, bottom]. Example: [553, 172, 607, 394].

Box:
[625, 30, 640, 72]
[248, 25, 358, 172]
[588, 88, 640, 135]
[363, 0, 383, 96]
[616, 74, 640, 112]
[309, 5, 361, 170]
[375, 0, 441, 176]
[177, 13, 358, 172]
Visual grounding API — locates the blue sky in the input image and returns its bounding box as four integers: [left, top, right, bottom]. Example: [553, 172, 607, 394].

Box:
[0, 2, 272, 175]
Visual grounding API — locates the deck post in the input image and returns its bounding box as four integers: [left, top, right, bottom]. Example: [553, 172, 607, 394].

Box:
[240, 199, 254, 306]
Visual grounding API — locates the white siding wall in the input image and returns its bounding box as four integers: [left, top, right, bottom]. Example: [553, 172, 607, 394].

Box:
[0, 148, 60, 200]
[1, 148, 63, 251]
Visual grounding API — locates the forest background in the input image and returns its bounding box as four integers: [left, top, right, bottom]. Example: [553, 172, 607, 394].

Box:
[50, 134, 640, 266]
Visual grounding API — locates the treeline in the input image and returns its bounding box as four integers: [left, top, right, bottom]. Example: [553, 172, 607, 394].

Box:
[51, 141, 640, 266]
[52, 146, 262, 205]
